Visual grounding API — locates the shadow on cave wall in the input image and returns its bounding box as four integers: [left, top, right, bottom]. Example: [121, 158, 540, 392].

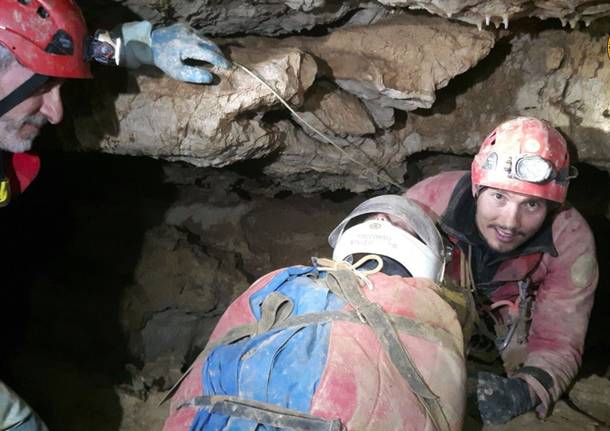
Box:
[568, 163, 610, 377]
[0, 149, 176, 431]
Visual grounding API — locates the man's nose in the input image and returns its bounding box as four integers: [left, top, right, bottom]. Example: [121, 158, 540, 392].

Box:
[40, 84, 63, 124]
[498, 203, 521, 230]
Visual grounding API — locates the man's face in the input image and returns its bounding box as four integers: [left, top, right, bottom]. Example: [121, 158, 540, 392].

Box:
[475, 187, 548, 253]
[0, 59, 64, 153]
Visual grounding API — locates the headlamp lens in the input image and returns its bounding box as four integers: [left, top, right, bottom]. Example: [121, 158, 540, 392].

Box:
[514, 156, 554, 183]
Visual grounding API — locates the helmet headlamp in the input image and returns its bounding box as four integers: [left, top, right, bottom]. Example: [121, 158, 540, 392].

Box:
[513, 155, 554, 183]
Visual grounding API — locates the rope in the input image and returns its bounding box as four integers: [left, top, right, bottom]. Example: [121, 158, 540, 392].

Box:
[232, 61, 403, 190]
[313, 255, 384, 291]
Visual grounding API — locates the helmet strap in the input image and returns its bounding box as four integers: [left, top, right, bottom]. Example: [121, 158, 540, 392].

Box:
[0, 74, 50, 118]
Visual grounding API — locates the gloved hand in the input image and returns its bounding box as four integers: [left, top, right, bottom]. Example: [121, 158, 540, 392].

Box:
[151, 23, 231, 83]
[118, 21, 231, 84]
[470, 372, 535, 424]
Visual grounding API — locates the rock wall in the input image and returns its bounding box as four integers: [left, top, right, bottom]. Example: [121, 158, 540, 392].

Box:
[64, 2, 610, 193]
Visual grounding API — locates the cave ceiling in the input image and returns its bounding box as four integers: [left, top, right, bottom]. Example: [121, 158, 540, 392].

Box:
[69, 0, 610, 193]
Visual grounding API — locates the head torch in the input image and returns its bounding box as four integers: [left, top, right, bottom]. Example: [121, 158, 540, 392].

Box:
[483, 153, 578, 184]
[513, 155, 554, 183]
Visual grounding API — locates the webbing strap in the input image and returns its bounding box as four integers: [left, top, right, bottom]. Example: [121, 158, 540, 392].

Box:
[178, 395, 344, 431]
[160, 291, 294, 405]
[0, 74, 50, 118]
[161, 293, 459, 406]
[164, 270, 452, 431]
[323, 269, 451, 431]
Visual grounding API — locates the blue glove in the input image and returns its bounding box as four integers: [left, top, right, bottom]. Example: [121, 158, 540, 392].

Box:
[151, 23, 231, 83]
[117, 21, 230, 84]
[472, 372, 534, 424]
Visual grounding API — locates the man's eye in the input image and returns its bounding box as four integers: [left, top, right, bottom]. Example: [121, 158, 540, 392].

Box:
[493, 193, 504, 200]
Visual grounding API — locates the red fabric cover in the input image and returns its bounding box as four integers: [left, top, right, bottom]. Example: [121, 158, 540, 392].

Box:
[163, 269, 466, 431]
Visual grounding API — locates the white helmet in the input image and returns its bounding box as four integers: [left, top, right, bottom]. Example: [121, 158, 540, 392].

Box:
[328, 195, 445, 282]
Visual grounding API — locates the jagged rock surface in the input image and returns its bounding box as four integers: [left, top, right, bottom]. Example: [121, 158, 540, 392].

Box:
[112, 0, 367, 36]
[400, 29, 610, 171]
[282, 15, 495, 110]
[101, 1, 610, 35]
[296, 80, 376, 136]
[568, 375, 610, 424]
[263, 120, 408, 192]
[471, 400, 601, 430]
[376, 0, 610, 29]
[68, 3, 610, 192]
[70, 45, 317, 167]
[121, 224, 248, 385]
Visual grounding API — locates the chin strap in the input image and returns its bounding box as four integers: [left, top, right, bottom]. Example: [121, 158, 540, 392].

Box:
[0, 74, 49, 118]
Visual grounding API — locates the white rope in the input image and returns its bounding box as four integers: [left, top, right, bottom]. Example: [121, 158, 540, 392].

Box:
[314, 254, 384, 290]
[233, 61, 403, 190]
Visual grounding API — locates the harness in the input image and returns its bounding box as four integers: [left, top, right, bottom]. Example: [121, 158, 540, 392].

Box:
[164, 257, 463, 431]
[457, 245, 543, 363]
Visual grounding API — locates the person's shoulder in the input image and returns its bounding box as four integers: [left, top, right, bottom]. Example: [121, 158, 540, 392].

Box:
[549, 204, 596, 257]
[406, 171, 467, 194]
[404, 170, 468, 216]
[552, 204, 593, 236]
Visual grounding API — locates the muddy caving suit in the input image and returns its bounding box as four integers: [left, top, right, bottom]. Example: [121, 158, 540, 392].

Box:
[406, 171, 599, 416]
[0, 152, 47, 431]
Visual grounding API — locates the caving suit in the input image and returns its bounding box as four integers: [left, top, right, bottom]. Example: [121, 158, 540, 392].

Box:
[0, 151, 44, 430]
[406, 171, 599, 416]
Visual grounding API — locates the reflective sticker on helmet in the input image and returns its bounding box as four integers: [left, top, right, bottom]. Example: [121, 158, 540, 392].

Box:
[570, 253, 596, 289]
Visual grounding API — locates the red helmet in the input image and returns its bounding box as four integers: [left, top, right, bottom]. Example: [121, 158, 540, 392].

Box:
[0, 0, 91, 78]
[471, 117, 574, 203]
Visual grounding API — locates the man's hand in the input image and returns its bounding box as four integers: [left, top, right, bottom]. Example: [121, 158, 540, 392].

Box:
[471, 372, 535, 424]
[151, 24, 231, 84]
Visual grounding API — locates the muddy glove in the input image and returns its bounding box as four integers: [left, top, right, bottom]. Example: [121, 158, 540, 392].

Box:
[472, 372, 534, 424]
[116, 21, 230, 83]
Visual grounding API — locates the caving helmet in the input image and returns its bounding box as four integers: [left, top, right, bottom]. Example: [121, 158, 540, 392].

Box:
[471, 117, 576, 203]
[328, 195, 445, 283]
[0, 0, 91, 78]
[0, 0, 91, 117]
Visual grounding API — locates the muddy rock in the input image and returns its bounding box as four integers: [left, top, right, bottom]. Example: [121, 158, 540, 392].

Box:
[112, 0, 365, 36]
[118, 389, 167, 431]
[569, 375, 610, 424]
[121, 224, 249, 368]
[402, 29, 610, 170]
[263, 120, 408, 192]
[296, 80, 376, 136]
[476, 400, 600, 431]
[284, 15, 495, 110]
[376, 0, 610, 29]
[71, 44, 317, 168]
